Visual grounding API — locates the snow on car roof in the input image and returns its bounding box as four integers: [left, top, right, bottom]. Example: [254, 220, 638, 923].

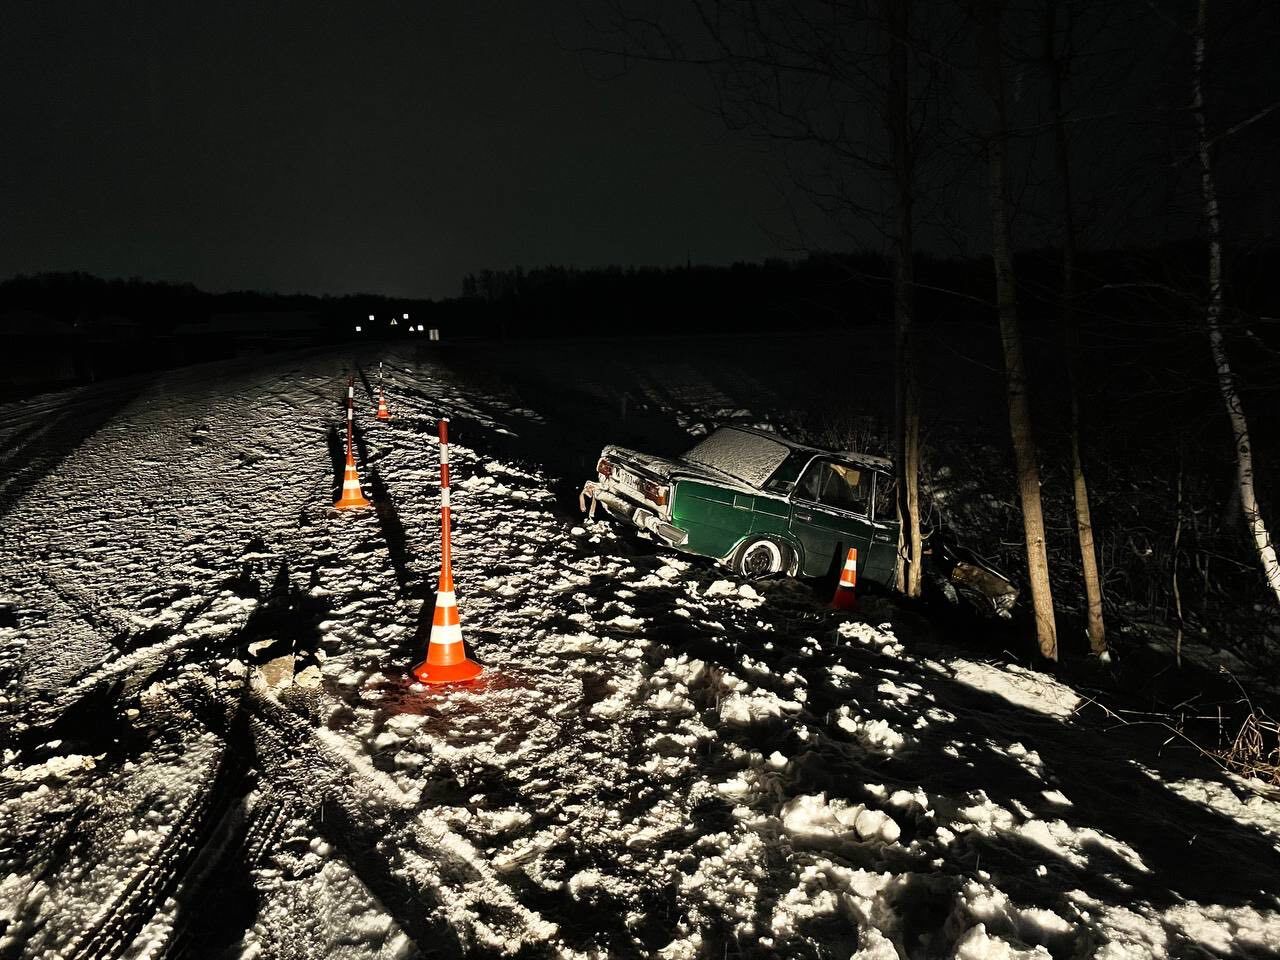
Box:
[680, 427, 796, 487]
[681, 426, 891, 487]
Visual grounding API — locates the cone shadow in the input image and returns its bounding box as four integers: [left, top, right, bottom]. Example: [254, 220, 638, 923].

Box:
[369, 467, 414, 595]
[355, 363, 375, 403]
[326, 424, 343, 500]
[402, 586, 440, 663]
[353, 421, 369, 466]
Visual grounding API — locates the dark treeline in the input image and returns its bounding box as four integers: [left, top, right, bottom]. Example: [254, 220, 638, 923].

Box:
[457, 243, 1280, 343]
[5, 241, 1279, 384]
[0, 271, 430, 334]
[0, 272, 429, 389]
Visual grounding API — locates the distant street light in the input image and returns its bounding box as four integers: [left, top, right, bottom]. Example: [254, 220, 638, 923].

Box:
[355, 325, 363, 333]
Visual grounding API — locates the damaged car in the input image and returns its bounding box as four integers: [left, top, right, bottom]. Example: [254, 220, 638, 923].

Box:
[580, 425, 1020, 617]
[581, 426, 901, 586]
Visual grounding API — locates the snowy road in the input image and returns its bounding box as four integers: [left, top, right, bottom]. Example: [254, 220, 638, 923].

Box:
[2, 343, 1279, 959]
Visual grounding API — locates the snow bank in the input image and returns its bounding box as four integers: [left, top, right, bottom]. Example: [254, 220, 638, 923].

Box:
[950, 660, 1081, 718]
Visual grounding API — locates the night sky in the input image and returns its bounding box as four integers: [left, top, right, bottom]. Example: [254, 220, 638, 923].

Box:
[5, 2, 1277, 301]
[1, 1, 832, 299]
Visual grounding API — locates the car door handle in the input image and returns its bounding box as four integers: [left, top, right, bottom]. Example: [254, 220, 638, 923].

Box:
[873, 534, 894, 542]
[795, 510, 812, 522]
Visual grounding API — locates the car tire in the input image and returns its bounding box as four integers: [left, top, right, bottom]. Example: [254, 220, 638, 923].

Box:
[734, 538, 785, 580]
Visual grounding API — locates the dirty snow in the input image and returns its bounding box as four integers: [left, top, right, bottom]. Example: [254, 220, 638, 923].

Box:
[1, 343, 1278, 959]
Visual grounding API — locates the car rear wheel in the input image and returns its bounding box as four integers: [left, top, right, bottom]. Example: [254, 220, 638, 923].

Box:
[734, 538, 784, 580]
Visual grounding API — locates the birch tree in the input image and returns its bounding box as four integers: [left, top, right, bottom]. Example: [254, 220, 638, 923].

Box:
[887, 0, 924, 599]
[1191, 0, 1280, 607]
[977, 0, 1059, 659]
[1043, 0, 1106, 654]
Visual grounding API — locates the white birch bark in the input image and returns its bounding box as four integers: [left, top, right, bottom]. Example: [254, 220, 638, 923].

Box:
[1193, 0, 1280, 607]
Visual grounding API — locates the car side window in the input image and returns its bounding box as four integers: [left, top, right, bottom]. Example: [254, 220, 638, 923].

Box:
[796, 459, 870, 515]
[795, 461, 823, 501]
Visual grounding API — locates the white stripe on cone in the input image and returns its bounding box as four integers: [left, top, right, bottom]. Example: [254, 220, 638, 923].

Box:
[436, 591, 457, 605]
[839, 554, 857, 585]
[431, 622, 463, 646]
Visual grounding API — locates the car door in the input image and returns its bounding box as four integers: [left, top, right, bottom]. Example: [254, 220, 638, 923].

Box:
[863, 471, 901, 586]
[789, 458, 880, 579]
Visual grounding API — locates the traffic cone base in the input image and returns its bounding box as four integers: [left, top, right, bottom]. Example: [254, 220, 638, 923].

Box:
[412, 589, 482, 684]
[413, 657, 483, 684]
[335, 462, 371, 510]
[832, 548, 859, 610]
[832, 586, 859, 611]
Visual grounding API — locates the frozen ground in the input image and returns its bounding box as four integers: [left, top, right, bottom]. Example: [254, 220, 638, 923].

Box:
[1, 342, 1279, 959]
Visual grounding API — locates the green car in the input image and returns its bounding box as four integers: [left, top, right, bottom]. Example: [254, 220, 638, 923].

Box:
[580, 426, 900, 584]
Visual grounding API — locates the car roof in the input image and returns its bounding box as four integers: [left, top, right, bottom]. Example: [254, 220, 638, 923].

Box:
[722, 425, 894, 472]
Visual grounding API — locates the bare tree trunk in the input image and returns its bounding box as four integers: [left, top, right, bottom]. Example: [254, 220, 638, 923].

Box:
[1173, 455, 1185, 667]
[887, 0, 923, 599]
[1193, 0, 1280, 608]
[1045, 0, 1106, 654]
[979, 0, 1059, 660]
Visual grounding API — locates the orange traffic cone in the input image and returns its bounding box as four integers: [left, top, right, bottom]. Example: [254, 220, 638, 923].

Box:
[376, 388, 391, 421]
[832, 547, 859, 611]
[413, 418, 482, 684]
[335, 381, 371, 510]
[335, 448, 371, 510]
[413, 580, 481, 684]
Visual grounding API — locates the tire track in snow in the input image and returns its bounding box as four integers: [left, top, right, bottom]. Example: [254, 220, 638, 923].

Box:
[8, 364, 349, 738]
[245, 681, 562, 957]
[2, 676, 244, 960]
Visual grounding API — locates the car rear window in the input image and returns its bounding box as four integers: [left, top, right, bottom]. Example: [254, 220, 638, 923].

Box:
[681, 428, 791, 488]
[762, 449, 812, 494]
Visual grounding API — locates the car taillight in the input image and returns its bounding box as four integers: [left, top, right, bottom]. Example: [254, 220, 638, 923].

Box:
[640, 479, 668, 506]
[597, 457, 613, 478]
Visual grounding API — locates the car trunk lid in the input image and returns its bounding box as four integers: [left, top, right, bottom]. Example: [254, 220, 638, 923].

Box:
[598, 445, 675, 515]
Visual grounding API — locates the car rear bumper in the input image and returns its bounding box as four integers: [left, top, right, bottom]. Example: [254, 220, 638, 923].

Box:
[580, 480, 689, 546]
